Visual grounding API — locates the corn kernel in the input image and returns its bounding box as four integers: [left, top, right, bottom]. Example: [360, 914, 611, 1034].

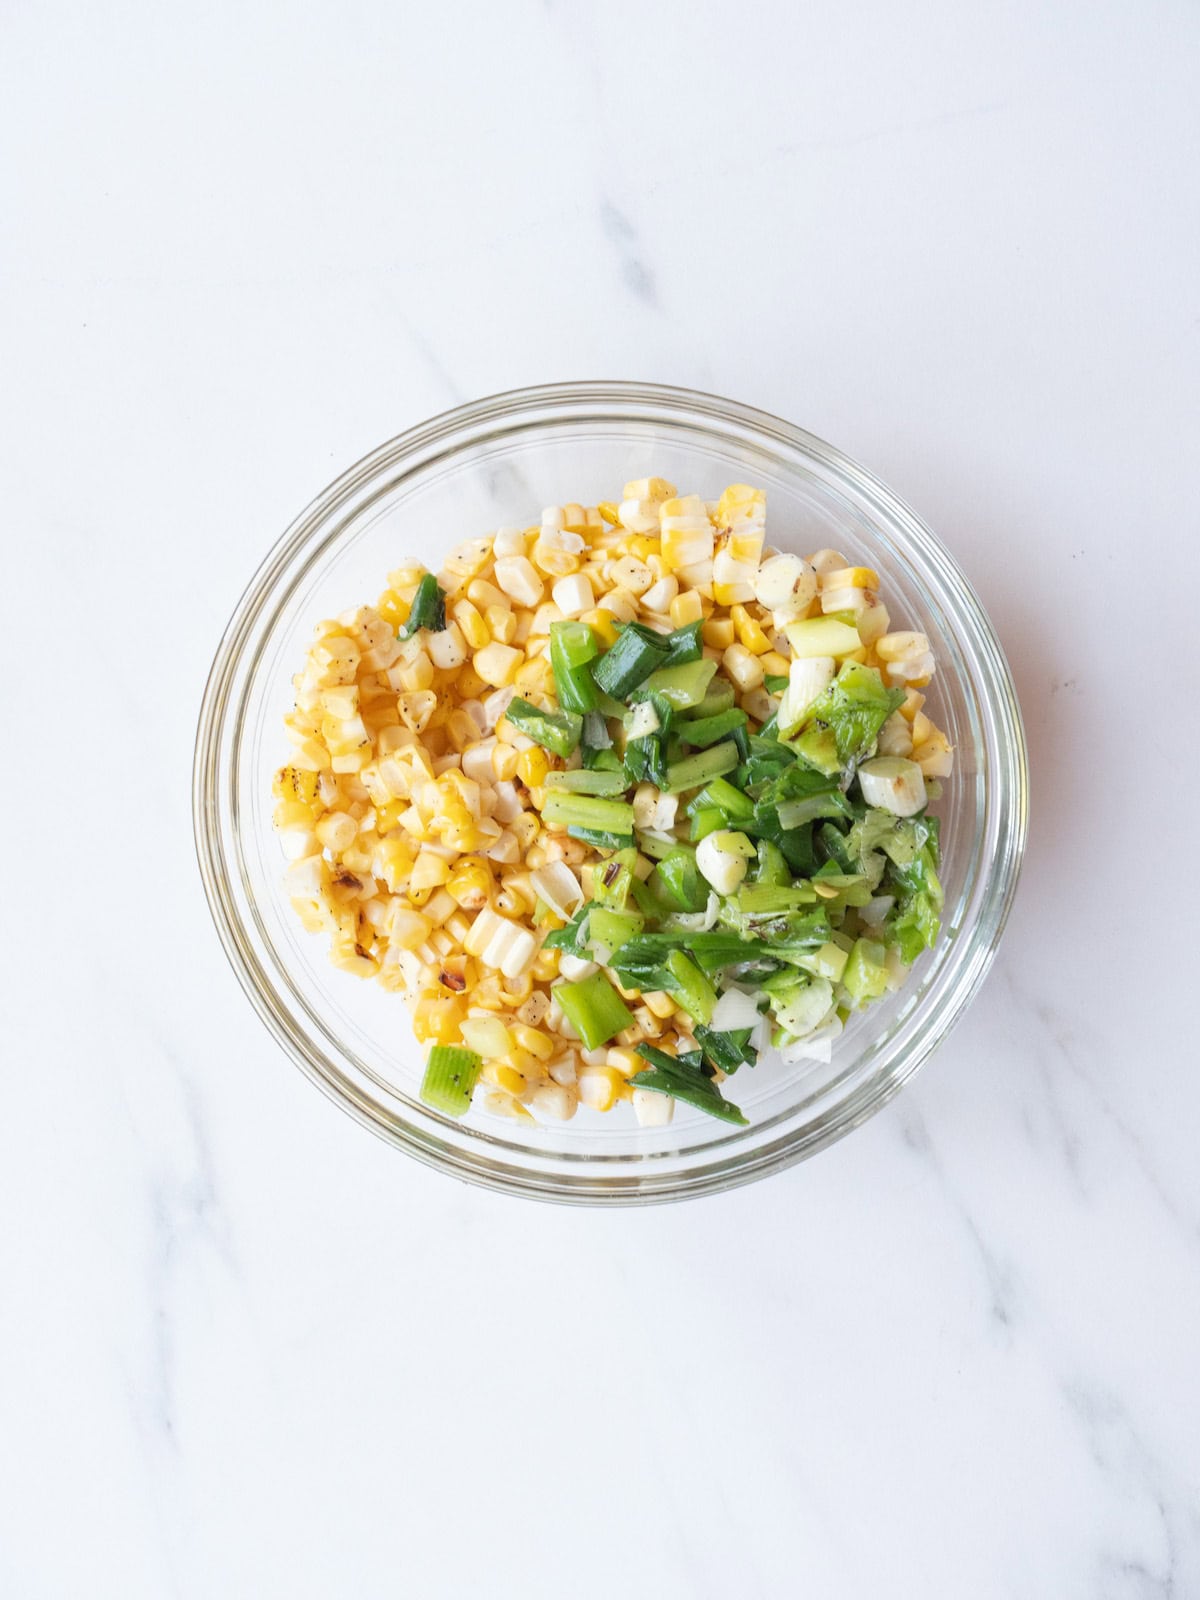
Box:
[510, 1025, 555, 1063]
[702, 616, 735, 649]
[723, 641, 765, 691]
[580, 607, 619, 646]
[533, 949, 560, 983]
[517, 747, 551, 788]
[451, 600, 490, 650]
[473, 642, 523, 687]
[668, 589, 704, 628]
[731, 604, 772, 655]
[410, 852, 450, 892]
[411, 996, 466, 1044]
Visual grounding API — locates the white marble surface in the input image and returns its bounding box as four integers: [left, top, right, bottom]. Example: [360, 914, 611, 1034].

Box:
[3, 2, 1199, 1595]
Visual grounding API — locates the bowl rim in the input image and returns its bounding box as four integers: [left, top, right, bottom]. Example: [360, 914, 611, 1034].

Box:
[193, 379, 1029, 1203]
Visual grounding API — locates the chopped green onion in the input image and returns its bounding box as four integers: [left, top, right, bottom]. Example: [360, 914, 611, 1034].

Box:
[541, 791, 636, 834]
[663, 740, 740, 793]
[554, 972, 635, 1050]
[587, 907, 644, 960]
[662, 948, 718, 1024]
[679, 706, 748, 748]
[503, 697, 582, 758]
[568, 826, 635, 851]
[764, 673, 790, 694]
[641, 657, 718, 709]
[549, 621, 601, 713]
[633, 829, 679, 861]
[660, 620, 705, 667]
[592, 622, 672, 699]
[689, 806, 724, 843]
[631, 1044, 747, 1125]
[652, 847, 708, 912]
[544, 769, 630, 796]
[419, 1045, 481, 1117]
[398, 574, 446, 638]
[541, 903, 591, 954]
[683, 679, 736, 720]
[685, 777, 755, 821]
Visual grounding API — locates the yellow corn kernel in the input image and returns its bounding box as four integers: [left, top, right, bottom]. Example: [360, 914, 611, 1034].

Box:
[731, 604, 772, 655]
[577, 1064, 624, 1112]
[481, 605, 516, 645]
[444, 537, 494, 581]
[473, 641, 522, 687]
[580, 607, 619, 646]
[329, 935, 378, 979]
[410, 852, 450, 892]
[376, 588, 410, 630]
[597, 500, 620, 525]
[396, 654, 434, 693]
[513, 658, 553, 696]
[605, 1046, 643, 1078]
[451, 599, 490, 650]
[273, 764, 321, 805]
[511, 1025, 555, 1062]
[510, 812, 539, 851]
[481, 1062, 529, 1096]
[642, 989, 676, 1020]
[411, 996, 466, 1044]
[702, 616, 735, 649]
[532, 949, 560, 983]
[388, 907, 433, 950]
[387, 561, 426, 591]
[517, 747, 551, 788]
[760, 650, 791, 679]
[455, 665, 489, 700]
[668, 589, 704, 629]
[900, 690, 926, 722]
[876, 631, 930, 663]
[821, 565, 880, 592]
[491, 743, 520, 782]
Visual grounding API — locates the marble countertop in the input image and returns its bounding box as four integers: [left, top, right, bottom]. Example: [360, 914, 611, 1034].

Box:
[4, 3, 1198, 1595]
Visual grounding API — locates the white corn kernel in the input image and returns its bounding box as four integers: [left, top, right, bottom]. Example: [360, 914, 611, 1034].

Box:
[493, 556, 545, 608]
[552, 573, 595, 617]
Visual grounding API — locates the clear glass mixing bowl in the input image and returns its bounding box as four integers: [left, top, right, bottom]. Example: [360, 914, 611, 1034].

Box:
[193, 382, 1027, 1203]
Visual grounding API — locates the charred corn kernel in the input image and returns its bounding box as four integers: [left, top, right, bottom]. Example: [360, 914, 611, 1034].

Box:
[512, 1025, 555, 1062]
[451, 600, 490, 650]
[273, 765, 321, 805]
[669, 589, 704, 628]
[532, 948, 560, 982]
[731, 605, 772, 654]
[517, 747, 551, 787]
[412, 996, 466, 1044]
[580, 607, 619, 646]
[446, 858, 492, 910]
[702, 616, 735, 649]
[473, 641, 523, 687]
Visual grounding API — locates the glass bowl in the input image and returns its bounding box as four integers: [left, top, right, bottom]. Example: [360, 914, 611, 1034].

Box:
[193, 382, 1027, 1204]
